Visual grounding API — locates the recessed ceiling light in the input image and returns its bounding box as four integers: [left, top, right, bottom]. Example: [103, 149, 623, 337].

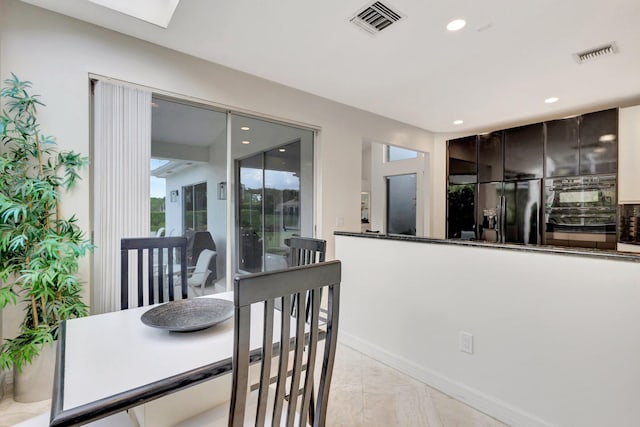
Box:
[240, 126, 250, 131]
[241, 140, 251, 145]
[446, 19, 466, 32]
[544, 97, 559, 104]
[599, 134, 616, 143]
[453, 120, 464, 125]
[279, 148, 286, 152]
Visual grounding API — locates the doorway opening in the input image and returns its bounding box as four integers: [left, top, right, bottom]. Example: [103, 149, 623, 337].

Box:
[386, 173, 417, 235]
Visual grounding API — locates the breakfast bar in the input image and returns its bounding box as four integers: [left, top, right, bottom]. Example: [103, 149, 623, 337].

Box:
[335, 231, 640, 426]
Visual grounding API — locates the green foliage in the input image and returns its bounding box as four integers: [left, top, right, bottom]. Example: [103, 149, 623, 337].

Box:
[150, 197, 165, 212]
[150, 197, 166, 232]
[0, 74, 91, 372]
[150, 212, 166, 232]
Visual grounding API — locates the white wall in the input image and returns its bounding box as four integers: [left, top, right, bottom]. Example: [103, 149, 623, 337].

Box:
[0, 0, 434, 335]
[336, 234, 640, 427]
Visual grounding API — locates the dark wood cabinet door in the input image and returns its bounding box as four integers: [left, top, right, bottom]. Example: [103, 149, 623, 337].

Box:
[579, 108, 618, 175]
[448, 136, 477, 184]
[504, 123, 544, 180]
[447, 184, 476, 239]
[545, 117, 579, 177]
[478, 131, 503, 183]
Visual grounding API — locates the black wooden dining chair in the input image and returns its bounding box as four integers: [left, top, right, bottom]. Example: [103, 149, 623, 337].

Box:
[120, 236, 188, 310]
[175, 260, 341, 427]
[286, 237, 327, 323]
[287, 237, 326, 267]
[232, 260, 340, 427]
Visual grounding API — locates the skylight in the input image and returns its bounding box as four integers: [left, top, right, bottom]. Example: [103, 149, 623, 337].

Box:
[87, 0, 181, 28]
[150, 158, 170, 171]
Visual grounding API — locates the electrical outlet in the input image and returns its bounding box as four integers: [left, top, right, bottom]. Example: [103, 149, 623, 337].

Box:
[336, 216, 344, 227]
[459, 331, 473, 354]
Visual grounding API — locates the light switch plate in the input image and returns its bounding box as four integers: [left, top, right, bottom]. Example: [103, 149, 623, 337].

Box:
[459, 331, 473, 354]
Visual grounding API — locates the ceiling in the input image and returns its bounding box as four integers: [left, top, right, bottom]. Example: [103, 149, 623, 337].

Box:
[22, 0, 640, 133]
[152, 97, 225, 147]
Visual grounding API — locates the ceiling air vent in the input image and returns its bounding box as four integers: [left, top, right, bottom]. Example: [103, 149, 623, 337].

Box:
[350, 1, 404, 35]
[573, 42, 618, 64]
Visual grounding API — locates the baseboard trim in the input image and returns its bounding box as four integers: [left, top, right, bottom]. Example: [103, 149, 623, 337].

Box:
[339, 331, 554, 427]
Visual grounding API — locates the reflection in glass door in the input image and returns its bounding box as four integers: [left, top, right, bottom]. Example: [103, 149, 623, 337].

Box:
[387, 174, 417, 235]
[233, 114, 313, 274]
[265, 140, 301, 268]
[238, 140, 304, 272]
[238, 155, 263, 272]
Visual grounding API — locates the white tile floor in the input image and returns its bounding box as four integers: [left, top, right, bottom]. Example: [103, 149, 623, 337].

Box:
[0, 381, 50, 427]
[0, 343, 507, 427]
[327, 344, 508, 427]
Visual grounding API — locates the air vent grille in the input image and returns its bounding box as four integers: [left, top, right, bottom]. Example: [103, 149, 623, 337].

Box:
[350, 1, 404, 35]
[574, 42, 618, 64]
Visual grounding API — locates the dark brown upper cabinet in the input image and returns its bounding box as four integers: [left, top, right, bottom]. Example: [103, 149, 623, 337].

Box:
[504, 123, 544, 181]
[545, 117, 579, 177]
[447, 136, 477, 184]
[478, 131, 503, 183]
[579, 108, 618, 175]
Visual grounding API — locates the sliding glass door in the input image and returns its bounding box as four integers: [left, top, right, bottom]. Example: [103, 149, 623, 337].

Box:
[233, 114, 313, 273]
[94, 83, 316, 305]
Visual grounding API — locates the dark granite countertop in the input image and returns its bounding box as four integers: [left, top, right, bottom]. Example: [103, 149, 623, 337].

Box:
[334, 231, 640, 263]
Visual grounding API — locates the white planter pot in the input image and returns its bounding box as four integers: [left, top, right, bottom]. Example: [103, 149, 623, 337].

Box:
[13, 341, 55, 403]
[0, 370, 5, 400]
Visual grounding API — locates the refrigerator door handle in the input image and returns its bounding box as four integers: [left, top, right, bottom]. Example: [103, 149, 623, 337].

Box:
[500, 196, 506, 243]
[536, 197, 541, 244]
[495, 198, 501, 243]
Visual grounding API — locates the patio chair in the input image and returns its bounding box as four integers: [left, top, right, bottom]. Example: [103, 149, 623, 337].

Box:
[175, 260, 341, 427]
[186, 231, 218, 282]
[186, 248, 217, 296]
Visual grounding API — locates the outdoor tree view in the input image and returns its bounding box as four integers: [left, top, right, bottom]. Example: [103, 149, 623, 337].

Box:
[150, 197, 165, 233]
[238, 140, 301, 272]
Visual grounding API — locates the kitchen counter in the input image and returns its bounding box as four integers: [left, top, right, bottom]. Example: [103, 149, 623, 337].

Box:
[334, 231, 640, 263]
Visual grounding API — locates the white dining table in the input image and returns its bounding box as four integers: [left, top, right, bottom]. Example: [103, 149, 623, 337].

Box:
[49, 292, 282, 426]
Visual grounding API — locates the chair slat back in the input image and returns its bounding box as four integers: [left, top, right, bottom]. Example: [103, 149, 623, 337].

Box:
[287, 237, 327, 321]
[230, 260, 341, 427]
[120, 237, 188, 310]
[288, 237, 326, 267]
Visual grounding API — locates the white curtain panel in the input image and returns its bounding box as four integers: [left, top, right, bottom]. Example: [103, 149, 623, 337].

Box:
[93, 81, 151, 314]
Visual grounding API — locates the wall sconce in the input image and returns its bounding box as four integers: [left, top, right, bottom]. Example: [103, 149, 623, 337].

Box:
[218, 182, 227, 200]
[170, 190, 179, 203]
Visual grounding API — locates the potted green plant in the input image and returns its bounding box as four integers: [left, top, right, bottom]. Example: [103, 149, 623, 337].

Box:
[0, 74, 91, 401]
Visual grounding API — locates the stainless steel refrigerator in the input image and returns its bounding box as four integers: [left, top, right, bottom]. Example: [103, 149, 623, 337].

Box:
[477, 179, 542, 244]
